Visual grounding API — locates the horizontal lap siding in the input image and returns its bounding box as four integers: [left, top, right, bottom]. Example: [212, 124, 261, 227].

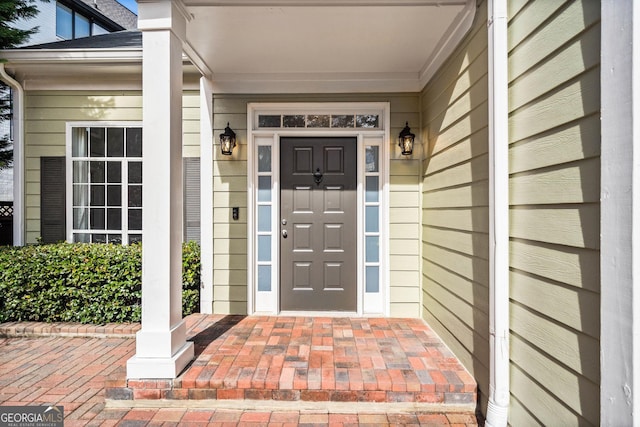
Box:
[508, 1, 600, 425]
[212, 93, 420, 316]
[24, 90, 199, 243]
[420, 1, 489, 408]
[388, 95, 421, 317]
[182, 92, 201, 157]
[211, 93, 248, 315]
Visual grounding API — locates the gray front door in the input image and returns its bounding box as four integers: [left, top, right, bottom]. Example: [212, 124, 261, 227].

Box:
[280, 137, 357, 311]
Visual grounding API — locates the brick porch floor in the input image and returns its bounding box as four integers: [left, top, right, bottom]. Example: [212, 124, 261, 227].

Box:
[0, 314, 479, 425]
[107, 315, 476, 409]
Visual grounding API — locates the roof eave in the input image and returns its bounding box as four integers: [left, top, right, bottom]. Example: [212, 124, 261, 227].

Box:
[0, 48, 143, 63]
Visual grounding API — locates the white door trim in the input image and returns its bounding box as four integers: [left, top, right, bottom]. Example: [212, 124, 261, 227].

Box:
[247, 102, 390, 316]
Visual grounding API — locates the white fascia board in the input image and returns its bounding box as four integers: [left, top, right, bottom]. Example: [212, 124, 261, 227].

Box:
[0, 48, 143, 63]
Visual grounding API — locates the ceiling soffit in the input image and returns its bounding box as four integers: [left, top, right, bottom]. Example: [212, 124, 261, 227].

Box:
[181, 0, 476, 92]
[1, 1, 476, 93]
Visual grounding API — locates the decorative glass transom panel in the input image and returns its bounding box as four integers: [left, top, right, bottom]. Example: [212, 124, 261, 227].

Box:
[70, 126, 142, 244]
[257, 113, 380, 129]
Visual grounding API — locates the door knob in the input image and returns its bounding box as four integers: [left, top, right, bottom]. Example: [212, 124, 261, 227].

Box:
[313, 168, 323, 185]
[282, 230, 288, 238]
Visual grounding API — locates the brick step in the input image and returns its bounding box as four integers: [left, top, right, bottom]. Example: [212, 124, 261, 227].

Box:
[107, 379, 475, 405]
[105, 315, 477, 409]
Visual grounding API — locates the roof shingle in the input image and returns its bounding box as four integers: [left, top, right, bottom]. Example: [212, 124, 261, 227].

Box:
[78, 0, 137, 30]
[20, 30, 141, 49]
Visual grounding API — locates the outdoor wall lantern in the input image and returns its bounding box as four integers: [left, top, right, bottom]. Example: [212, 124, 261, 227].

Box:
[220, 122, 237, 155]
[398, 122, 415, 156]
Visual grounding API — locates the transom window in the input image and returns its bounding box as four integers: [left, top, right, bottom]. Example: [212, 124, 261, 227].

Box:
[256, 113, 380, 129]
[69, 126, 142, 244]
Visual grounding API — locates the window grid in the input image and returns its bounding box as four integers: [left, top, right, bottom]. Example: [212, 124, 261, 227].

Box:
[70, 127, 142, 244]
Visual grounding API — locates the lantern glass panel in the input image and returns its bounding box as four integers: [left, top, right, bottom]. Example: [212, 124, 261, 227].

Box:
[401, 136, 414, 154]
[221, 136, 234, 154]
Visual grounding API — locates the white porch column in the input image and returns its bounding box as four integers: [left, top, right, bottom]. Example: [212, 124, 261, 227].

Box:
[127, 0, 194, 379]
[200, 76, 214, 314]
[601, 0, 639, 424]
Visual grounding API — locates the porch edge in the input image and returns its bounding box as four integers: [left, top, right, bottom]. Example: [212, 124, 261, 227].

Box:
[105, 398, 476, 414]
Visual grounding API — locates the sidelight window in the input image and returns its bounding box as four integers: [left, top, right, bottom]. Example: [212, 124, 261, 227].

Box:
[364, 145, 381, 293]
[256, 144, 273, 292]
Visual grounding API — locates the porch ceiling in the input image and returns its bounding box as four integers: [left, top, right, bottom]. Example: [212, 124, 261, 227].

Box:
[183, 0, 475, 92]
[0, 1, 476, 93]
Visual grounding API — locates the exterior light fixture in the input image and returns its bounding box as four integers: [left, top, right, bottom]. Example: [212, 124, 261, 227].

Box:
[398, 122, 415, 156]
[220, 122, 236, 155]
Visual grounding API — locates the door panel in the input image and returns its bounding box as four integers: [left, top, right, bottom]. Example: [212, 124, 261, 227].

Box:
[280, 137, 357, 311]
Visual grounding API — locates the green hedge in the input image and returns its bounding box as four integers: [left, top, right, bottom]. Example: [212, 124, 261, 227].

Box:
[0, 242, 201, 324]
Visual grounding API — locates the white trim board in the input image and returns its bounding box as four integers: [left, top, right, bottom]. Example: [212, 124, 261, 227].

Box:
[600, 0, 639, 424]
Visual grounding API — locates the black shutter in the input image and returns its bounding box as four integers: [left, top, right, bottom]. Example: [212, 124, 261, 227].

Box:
[40, 157, 66, 243]
[183, 157, 201, 244]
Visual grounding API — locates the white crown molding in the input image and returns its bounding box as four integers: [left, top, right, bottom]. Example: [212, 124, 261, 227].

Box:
[14, 70, 421, 93]
[183, 41, 213, 80]
[210, 72, 422, 93]
[419, 0, 476, 87]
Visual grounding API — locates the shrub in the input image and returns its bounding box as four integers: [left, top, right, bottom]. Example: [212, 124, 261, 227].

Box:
[182, 241, 201, 316]
[0, 242, 201, 324]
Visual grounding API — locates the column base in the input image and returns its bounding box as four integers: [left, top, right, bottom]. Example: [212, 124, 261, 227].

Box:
[126, 341, 194, 379]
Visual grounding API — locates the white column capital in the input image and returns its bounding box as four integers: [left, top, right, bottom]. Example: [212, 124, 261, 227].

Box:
[138, 0, 190, 42]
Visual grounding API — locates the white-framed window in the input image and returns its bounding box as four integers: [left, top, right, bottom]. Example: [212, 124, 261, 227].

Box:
[56, 1, 101, 40]
[66, 124, 143, 244]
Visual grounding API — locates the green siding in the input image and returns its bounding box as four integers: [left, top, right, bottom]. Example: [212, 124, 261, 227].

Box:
[211, 93, 421, 316]
[420, 0, 490, 410]
[507, 1, 600, 425]
[23, 90, 200, 243]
